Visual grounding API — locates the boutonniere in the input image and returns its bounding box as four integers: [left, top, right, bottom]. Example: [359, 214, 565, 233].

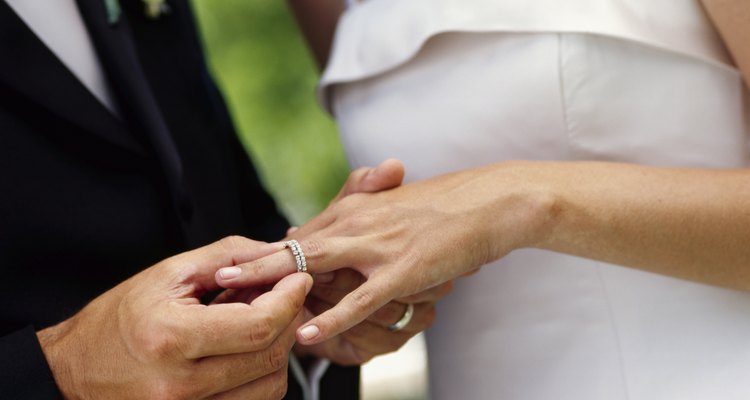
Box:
[104, 0, 171, 25]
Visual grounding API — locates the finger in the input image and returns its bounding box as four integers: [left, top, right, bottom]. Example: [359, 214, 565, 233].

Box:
[305, 297, 415, 356]
[307, 295, 435, 334]
[297, 275, 395, 344]
[311, 275, 450, 309]
[308, 270, 405, 328]
[396, 281, 454, 304]
[196, 309, 301, 398]
[216, 237, 375, 289]
[291, 159, 406, 239]
[169, 236, 282, 293]
[179, 273, 312, 358]
[286, 226, 299, 236]
[333, 159, 405, 202]
[292, 308, 376, 366]
[206, 361, 289, 400]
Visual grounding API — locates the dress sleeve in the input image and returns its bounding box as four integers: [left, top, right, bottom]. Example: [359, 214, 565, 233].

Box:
[0, 326, 62, 399]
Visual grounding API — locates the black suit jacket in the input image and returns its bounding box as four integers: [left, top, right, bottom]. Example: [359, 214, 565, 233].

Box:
[0, 1, 357, 398]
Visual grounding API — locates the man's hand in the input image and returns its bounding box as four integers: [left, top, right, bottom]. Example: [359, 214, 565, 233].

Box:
[37, 236, 312, 400]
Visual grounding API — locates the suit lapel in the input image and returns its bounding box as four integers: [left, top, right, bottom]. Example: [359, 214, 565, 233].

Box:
[0, 2, 143, 154]
[74, 0, 186, 199]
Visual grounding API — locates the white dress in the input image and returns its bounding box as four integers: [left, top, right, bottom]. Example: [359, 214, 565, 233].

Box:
[319, 1, 750, 399]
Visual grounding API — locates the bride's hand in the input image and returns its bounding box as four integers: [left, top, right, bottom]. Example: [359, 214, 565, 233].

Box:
[294, 269, 451, 365]
[216, 161, 556, 345]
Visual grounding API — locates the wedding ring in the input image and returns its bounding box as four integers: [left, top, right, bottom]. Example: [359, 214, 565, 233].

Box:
[387, 303, 414, 332]
[284, 240, 307, 273]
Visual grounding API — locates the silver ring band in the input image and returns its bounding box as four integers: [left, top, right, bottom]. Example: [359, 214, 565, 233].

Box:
[387, 303, 414, 332]
[284, 240, 307, 273]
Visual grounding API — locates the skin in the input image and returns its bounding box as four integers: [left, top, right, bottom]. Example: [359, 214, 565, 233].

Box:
[217, 159, 451, 365]
[35, 160, 440, 398]
[269, 0, 750, 345]
[701, 0, 750, 87]
[294, 269, 450, 366]
[216, 161, 750, 345]
[286, 0, 345, 70]
[37, 237, 310, 400]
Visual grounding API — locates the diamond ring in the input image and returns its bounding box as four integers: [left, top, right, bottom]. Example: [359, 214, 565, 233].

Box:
[284, 240, 307, 273]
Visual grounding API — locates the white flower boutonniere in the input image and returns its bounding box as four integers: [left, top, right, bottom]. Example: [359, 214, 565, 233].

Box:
[103, 0, 171, 25]
[143, 0, 170, 19]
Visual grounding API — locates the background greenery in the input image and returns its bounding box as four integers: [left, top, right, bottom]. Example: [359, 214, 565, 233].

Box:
[192, 0, 350, 224]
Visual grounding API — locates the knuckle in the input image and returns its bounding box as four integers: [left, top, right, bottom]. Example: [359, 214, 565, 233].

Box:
[347, 167, 370, 186]
[133, 325, 179, 361]
[219, 235, 245, 251]
[247, 313, 276, 348]
[301, 238, 323, 260]
[263, 343, 289, 372]
[349, 288, 377, 312]
[344, 211, 375, 230]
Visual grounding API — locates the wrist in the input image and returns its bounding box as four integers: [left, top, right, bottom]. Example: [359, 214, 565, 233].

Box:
[37, 319, 83, 400]
[486, 161, 566, 252]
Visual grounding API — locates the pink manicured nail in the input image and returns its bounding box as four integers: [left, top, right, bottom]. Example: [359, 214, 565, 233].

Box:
[218, 267, 241, 280]
[299, 325, 320, 341]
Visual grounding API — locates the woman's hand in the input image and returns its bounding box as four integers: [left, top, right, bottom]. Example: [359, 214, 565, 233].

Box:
[294, 269, 451, 365]
[217, 160, 750, 346]
[217, 161, 557, 344]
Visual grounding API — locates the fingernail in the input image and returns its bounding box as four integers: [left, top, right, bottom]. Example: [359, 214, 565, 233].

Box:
[218, 267, 241, 280]
[299, 325, 320, 341]
[314, 272, 335, 284]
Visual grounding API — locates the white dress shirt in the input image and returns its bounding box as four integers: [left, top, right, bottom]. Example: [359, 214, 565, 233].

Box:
[5, 0, 119, 114]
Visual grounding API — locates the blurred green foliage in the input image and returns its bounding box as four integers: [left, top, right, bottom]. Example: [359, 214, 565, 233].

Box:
[192, 0, 349, 224]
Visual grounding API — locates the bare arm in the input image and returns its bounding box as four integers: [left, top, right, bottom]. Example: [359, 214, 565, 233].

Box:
[527, 162, 750, 286]
[286, 0, 345, 70]
[702, 0, 750, 86]
[216, 161, 750, 343]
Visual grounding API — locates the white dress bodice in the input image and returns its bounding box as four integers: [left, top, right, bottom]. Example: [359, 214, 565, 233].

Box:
[320, 1, 750, 399]
[320, 0, 734, 109]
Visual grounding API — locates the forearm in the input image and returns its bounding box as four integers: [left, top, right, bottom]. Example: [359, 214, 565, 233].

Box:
[286, 0, 345, 70]
[513, 161, 750, 289]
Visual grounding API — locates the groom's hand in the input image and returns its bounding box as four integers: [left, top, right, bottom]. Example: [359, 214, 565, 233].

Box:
[37, 237, 312, 400]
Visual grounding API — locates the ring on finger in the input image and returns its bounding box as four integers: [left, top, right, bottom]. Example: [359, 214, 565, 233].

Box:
[284, 240, 307, 273]
[387, 303, 414, 332]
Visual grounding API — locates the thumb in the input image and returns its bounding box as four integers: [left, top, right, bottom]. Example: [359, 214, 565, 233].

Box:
[334, 159, 405, 202]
